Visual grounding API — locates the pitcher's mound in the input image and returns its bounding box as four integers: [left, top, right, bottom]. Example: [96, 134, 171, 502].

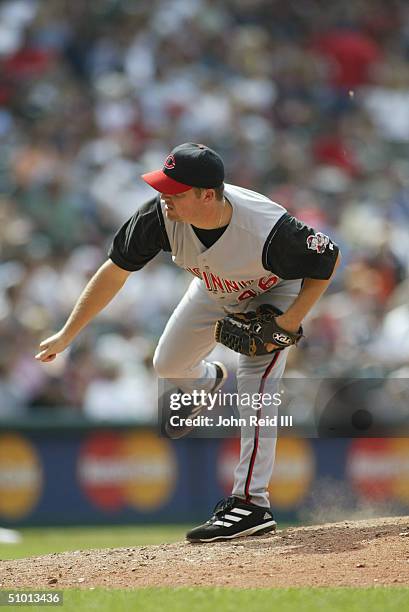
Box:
[2, 516, 409, 588]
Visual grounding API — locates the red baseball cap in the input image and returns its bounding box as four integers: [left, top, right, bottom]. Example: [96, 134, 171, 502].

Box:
[141, 143, 224, 195]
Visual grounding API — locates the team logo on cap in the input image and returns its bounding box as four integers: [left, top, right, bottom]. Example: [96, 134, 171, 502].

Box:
[306, 232, 331, 254]
[164, 154, 176, 170]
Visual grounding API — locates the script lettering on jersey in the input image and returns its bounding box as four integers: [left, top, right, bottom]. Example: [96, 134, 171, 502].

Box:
[185, 267, 279, 300]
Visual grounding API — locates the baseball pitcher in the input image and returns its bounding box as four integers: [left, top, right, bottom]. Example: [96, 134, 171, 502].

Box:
[36, 143, 340, 542]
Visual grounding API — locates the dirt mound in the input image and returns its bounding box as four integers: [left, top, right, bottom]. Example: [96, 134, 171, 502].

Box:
[1, 516, 409, 589]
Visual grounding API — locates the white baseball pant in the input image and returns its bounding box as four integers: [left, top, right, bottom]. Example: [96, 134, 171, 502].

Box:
[153, 276, 302, 508]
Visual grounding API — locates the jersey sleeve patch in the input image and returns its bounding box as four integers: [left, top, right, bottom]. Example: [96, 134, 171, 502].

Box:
[262, 213, 339, 280]
[108, 196, 170, 271]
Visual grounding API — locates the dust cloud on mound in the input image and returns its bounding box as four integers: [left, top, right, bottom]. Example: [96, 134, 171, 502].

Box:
[1, 517, 409, 589]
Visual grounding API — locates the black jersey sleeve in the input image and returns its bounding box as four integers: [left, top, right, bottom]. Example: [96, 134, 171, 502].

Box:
[108, 196, 171, 271]
[262, 213, 339, 280]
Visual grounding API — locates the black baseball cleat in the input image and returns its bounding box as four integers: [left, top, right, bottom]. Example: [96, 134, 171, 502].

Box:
[165, 361, 227, 440]
[186, 496, 277, 542]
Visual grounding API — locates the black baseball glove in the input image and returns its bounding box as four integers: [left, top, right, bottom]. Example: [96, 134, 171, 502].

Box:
[214, 304, 303, 357]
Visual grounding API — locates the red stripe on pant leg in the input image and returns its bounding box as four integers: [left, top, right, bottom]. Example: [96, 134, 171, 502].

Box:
[244, 350, 281, 503]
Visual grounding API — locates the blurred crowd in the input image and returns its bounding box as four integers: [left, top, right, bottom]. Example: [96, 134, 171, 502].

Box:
[1, 0, 409, 422]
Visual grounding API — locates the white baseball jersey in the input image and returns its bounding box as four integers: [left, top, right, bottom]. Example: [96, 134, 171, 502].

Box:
[108, 183, 338, 303]
[161, 184, 286, 306]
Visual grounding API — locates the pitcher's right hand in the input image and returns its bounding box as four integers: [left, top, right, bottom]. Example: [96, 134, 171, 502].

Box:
[35, 331, 70, 362]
